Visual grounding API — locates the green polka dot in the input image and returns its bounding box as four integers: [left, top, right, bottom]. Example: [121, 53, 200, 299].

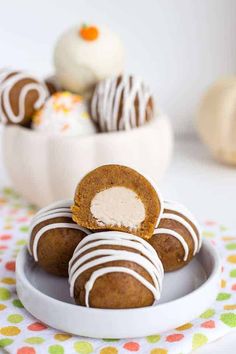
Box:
[226, 243, 236, 250]
[221, 313, 236, 327]
[103, 338, 120, 342]
[48, 344, 64, 354]
[74, 341, 93, 354]
[217, 292, 231, 301]
[19, 226, 29, 233]
[16, 239, 27, 246]
[0, 287, 11, 300]
[146, 334, 161, 343]
[7, 314, 23, 323]
[25, 337, 45, 344]
[220, 225, 228, 231]
[200, 308, 215, 319]
[12, 299, 24, 308]
[0, 338, 14, 348]
[230, 269, 236, 278]
[192, 333, 208, 350]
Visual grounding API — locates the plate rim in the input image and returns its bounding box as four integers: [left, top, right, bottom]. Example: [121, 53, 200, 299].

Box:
[16, 239, 221, 314]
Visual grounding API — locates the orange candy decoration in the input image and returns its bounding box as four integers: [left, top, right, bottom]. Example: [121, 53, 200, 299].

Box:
[79, 24, 99, 41]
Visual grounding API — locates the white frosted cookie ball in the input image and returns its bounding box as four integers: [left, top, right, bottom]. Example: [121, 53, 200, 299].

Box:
[32, 92, 96, 136]
[54, 24, 125, 97]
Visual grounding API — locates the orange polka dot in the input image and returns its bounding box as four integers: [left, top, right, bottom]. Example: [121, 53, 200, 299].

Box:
[0, 326, 21, 336]
[0, 234, 12, 240]
[123, 342, 140, 351]
[100, 347, 118, 354]
[166, 334, 184, 342]
[17, 347, 36, 354]
[150, 349, 168, 354]
[27, 322, 47, 331]
[232, 284, 236, 291]
[221, 279, 227, 288]
[0, 304, 7, 311]
[1, 277, 16, 285]
[5, 261, 16, 272]
[175, 323, 193, 331]
[227, 255, 236, 264]
[224, 304, 236, 310]
[222, 236, 236, 241]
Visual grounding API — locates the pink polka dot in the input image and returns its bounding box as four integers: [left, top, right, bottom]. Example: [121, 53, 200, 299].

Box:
[27, 322, 47, 331]
[201, 320, 215, 328]
[17, 347, 36, 354]
[0, 234, 12, 240]
[0, 245, 8, 250]
[211, 240, 216, 246]
[123, 342, 140, 351]
[5, 261, 16, 272]
[232, 284, 236, 291]
[17, 217, 29, 223]
[205, 220, 216, 226]
[166, 334, 184, 342]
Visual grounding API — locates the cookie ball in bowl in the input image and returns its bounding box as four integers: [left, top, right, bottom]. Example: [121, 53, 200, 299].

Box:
[69, 231, 164, 309]
[91, 75, 155, 132]
[149, 201, 202, 272]
[0, 68, 49, 126]
[54, 24, 125, 97]
[28, 200, 91, 276]
[32, 91, 97, 136]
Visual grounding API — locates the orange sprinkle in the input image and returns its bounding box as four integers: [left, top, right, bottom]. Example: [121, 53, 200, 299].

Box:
[80, 25, 99, 41]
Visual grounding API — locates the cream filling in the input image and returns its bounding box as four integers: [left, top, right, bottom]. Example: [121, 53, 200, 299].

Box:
[90, 186, 145, 229]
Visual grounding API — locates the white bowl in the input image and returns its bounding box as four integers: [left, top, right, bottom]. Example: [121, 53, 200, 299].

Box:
[2, 115, 173, 207]
[16, 240, 220, 338]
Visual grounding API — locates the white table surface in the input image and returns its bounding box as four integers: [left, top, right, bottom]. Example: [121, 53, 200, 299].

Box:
[0, 135, 235, 353]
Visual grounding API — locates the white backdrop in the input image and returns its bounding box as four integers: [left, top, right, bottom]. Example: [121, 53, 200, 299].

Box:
[0, 0, 236, 134]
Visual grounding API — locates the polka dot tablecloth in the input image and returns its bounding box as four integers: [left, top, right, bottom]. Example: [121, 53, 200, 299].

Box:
[0, 188, 236, 354]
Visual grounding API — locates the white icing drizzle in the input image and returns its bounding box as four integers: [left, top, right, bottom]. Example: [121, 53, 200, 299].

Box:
[28, 200, 90, 260]
[69, 231, 164, 307]
[91, 75, 153, 131]
[153, 200, 202, 262]
[0, 70, 49, 124]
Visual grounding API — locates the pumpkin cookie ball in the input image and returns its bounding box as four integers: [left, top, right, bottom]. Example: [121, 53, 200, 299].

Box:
[28, 200, 91, 276]
[54, 24, 125, 97]
[0, 68, 49, 126]
[69, 231, 164, 309]
[149, 201, 202, 272]
[91, 75, 155, 132]
[32, 91, 96, 136]
[72, 164, 163, 239]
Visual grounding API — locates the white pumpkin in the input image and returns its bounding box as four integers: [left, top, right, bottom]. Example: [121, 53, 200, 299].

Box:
[197, 76, 236, 165]
[2, 115, 173, 207]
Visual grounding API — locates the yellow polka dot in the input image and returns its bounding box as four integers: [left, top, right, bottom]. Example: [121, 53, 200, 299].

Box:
[0, 304, 7, 311]
[1, 278, 16, 285]
[100, 347, 118, 354]
[221, 279, 227, 288]
[227, 255, 236, 264]
[150, 349, 168, 354]
[175, 322, 193, 330]
[54, 333, 72, 341]
[224, 304, 236, 310]
[0, 326, 21, 336]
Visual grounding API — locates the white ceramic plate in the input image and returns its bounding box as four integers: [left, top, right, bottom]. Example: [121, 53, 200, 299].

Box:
[16, 240, 221, 339]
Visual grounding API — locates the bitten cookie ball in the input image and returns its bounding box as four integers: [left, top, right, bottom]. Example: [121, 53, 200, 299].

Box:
[0, 68, 49, 126]
[69, 231, 164, 309]
[72, 164, 163, 239]
[32, 91, 96, 136]
[54, 24, 125, 97]
[149, 200, 202, 272]
[28, 200, 91, 276]
[90, 75, 155, 132]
